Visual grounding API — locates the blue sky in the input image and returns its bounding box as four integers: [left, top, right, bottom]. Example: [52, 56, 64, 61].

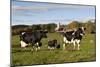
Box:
[12, 1, 95, 25]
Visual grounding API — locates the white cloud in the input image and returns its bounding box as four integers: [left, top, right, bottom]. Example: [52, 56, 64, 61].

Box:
[12, 1, 95, 18]
[11, 1, 95, 25]
[12, 2, 94, 12]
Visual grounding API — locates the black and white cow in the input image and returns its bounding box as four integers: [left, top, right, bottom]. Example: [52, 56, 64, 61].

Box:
[62, 27, 86, 50]
[20, 30, 48, 51]
[48, 39, 60, 50]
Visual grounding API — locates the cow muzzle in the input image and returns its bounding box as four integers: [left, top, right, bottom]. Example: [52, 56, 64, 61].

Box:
[80, 33, 85, 36]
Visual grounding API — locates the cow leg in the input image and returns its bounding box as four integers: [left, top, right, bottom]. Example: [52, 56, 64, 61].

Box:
[48, 46, 51, 50]
[38, 47, 40, 50]
[73, 41, 76, 50]
[63, 37, 67, 50]
[52, 47, 55, 50]
[77, 43, 80, 50]
[35, 42, 40, 51]
[35, 47, 38, 51]
[37, 42, 42, 50]
[31, 42, 35, 51]
[31, 43, 38, 51]
[31, 46, 35, 51]
[63, 43, 66, 50]
[48, 46, 50, 49]
[76, 40, 80, 50]
[48, 46, 53, 51]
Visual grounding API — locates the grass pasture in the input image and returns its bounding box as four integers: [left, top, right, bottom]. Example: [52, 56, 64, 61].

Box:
[11, 33, 96, 66]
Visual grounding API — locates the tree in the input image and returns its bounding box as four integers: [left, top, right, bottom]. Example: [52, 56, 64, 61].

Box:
[32, 25, 41, 31]
[46, 23, 57, 32]
[66, 21, 81, 29]
[84, 21, 96, 34]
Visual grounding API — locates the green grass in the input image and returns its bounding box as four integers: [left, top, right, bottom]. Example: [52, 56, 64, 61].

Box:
[11, 33, 96, 66]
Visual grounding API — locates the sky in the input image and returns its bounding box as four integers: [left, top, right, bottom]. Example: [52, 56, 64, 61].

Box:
[11, 1, 95, 25]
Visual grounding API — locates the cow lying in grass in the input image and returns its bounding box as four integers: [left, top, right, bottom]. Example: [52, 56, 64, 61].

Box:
[48, 39, 60, 50]
[62, 27, 86, 50]
[20, 30, 48, 51]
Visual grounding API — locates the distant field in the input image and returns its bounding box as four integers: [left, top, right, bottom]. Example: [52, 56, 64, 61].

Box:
[11, 33, 96, 66]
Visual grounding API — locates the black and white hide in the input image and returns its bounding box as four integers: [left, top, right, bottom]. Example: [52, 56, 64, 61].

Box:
[62, 27, 86, 50]
[20, 30, 48, 51]
[48, 39, 60, 50]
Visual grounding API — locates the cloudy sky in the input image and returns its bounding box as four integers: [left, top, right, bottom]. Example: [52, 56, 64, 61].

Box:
[11, 1, 95, 25]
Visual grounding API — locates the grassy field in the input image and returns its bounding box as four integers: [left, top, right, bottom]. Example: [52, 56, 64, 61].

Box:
[11, 32, 96, 66]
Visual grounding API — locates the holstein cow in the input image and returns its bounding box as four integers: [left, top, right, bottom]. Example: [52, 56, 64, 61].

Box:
[20, 30, 48, 51]
[48, 39, 60, 50]
[62, 27, 86, 50]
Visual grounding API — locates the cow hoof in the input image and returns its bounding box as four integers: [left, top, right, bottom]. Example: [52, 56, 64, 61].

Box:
[38, 47, 40, 50]
[31, 49, 34, 51]
[77, 49, 80, 51]
[35, 49, 38, 52]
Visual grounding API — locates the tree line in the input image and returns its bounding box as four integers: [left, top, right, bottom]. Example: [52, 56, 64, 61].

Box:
[66, 20, 96, 34]
[12, 23, 57, 35]
[12, 20, 96, 35]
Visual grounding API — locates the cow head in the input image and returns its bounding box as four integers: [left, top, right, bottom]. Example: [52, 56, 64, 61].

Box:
[77, 27, 86, 36]
[40, 30, 48, 38]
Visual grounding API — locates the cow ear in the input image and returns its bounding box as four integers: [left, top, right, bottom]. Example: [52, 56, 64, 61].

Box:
[78, 28, 81, 30]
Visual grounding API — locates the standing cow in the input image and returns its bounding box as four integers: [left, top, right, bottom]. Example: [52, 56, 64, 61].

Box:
[20, 30, 48, 51]
[62, 27, 86, 50]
